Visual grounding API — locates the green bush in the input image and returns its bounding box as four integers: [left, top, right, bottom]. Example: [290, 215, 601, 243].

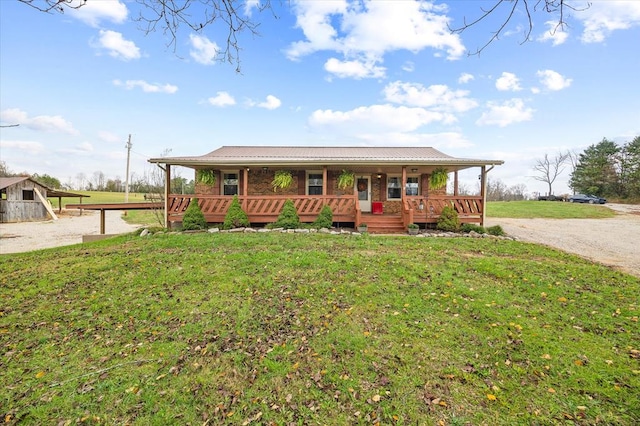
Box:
[182, 198, 207, 231]
[487, 225, 506, 236]
[436, 206, 460, 232]
[223, 195, 250, 229]
[460, 223, 486, 234]
[271, 199, 300, 229]
[312, 205, 333, 229]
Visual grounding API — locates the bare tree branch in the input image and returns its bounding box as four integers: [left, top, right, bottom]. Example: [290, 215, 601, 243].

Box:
[449, 0, 591, 55]
[17, 0, 274, 72]
[532, 151, 570, 195]
[17, 0, 87, 14]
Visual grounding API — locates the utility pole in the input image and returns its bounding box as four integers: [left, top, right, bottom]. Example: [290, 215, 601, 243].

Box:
[125, 134, 132, 203]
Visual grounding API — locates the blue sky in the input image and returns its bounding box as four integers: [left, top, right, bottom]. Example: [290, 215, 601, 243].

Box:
[1, 0, 639, 195]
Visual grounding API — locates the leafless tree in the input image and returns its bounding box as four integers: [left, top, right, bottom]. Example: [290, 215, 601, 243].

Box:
[450, 0, 591, 55]
[485, 178, 529, 201]
[18, 0, 273, 72]
[532, 151, 570, 196]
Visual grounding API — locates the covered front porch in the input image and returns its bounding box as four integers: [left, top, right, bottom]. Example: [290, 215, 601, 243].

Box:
[166, 194, 482, 232]
[149, 146, 503, 232]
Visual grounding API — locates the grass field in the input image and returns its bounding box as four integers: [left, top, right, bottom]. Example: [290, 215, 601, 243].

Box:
[486, 201, 616, 219]
[1, 233, 638, 424]
[51, 191, 149, 209]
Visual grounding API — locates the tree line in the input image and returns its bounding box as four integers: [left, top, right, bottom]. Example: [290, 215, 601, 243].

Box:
[530, 136, 640, 200]
[570, 137, 640, 199]
[0, 161, 194, 195]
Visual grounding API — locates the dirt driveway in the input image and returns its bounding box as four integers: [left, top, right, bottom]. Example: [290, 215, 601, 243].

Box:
[485, 203, 640, 278]
[0, 210, 141, 254]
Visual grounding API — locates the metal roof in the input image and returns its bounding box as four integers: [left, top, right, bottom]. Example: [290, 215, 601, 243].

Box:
[0, 176, 88, 198]
[149, 146, 504, 168]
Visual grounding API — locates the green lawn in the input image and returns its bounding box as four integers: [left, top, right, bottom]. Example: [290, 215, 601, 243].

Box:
[1, 233, 638, 425]
[487, 201, 616, 219]
[51, 191, 149, 209]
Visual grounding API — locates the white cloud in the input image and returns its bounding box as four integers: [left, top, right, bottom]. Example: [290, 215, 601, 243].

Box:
[309, 104, 453, 133]
[257, 95, 282, 110]
[357, 131, 473, 148]
[58, 142, 94, 154]
[537, 70, 572, 91]
[189, 34, 219, 65]
[579, 1, 640, 43]
[476, 99, 534, 127]
[69, 0, 128, 27]
[244, 0, 260, 16]
[324, 57, 385, 79]
[458, 73, 474, 84]
[495, 72, 522, 91]
[0, 140, 45, 155]
[0, 108, 78, 135]
[383, 81, 477, 115]
[96, 30, 140, 61]
[287, 0, 464, 79]
[98, 131, 121, 143]
[402, 61, 415, 72]
[207, 92, 236, 107]
[538, 20, 569, 46]
[113, 79, 178, 94]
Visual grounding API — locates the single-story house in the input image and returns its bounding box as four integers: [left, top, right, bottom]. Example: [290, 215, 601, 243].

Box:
[148, 146, 504, 232]
[0, 176, 88, 223]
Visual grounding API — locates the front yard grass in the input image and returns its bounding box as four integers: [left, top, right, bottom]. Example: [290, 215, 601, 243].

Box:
[1, 233, 638, 425]
[487, 201, 616, 219]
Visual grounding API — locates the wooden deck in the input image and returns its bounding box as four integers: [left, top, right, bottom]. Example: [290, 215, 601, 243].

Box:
[66, 202, 163, 234]
[166, 194, 484, 230]
[168, 195, 358, 224]
[65, 195, 484, 233]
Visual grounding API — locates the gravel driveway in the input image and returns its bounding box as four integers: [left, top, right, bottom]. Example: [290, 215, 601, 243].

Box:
[1, 204, 639, 278]
[485, 203, 640, 278]
[0, 210, 141, 254]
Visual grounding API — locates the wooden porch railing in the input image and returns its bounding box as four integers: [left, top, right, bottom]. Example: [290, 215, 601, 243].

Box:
[167, 194, 358, 224]
[405, 196, 484, 223]
[166, 194, 484, 226]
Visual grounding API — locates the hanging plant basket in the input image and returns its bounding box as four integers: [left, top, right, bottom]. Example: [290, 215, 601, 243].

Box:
[272, 170, 294, 192]
[337, 170, 355, 190]
[196, 169, 216, 186]
[429, 167, 448, 190]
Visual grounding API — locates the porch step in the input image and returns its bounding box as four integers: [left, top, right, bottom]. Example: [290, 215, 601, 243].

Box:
[361, 214, 405, 234]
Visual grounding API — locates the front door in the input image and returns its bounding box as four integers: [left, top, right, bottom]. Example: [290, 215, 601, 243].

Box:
[357, 177, 371, 212]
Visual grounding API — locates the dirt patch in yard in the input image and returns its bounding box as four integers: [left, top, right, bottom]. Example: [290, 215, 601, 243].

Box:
[486, 203, 640, 278]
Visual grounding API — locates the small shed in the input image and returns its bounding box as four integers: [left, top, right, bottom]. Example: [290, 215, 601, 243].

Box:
[0, 177, 88, 223]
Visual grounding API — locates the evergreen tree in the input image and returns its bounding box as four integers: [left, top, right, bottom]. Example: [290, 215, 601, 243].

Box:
[182, 198, 207, 231]
[271, 199, 300, 229]
[570, 138, 621, 196]
[620, 136, 640, 198]
[223, 195, 250, 229]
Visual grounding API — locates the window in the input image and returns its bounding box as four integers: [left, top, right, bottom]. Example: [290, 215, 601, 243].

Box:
[307, 172, 323, 195]
[387, 175, 420, 199]
[406, 177, 419, 196]
[22, 190, 35, 201]
[222, 172, 239, 196]
[387, 176, 402, 200]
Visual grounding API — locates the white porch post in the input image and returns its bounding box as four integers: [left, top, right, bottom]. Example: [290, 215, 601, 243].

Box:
[480, 165, 486, 226]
